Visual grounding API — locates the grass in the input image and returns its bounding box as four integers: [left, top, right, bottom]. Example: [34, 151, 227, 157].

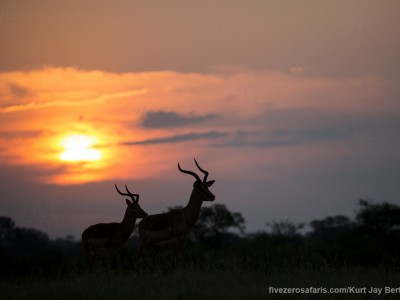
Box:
[2, 257, 400, 300]
[1, 268, 265, 300]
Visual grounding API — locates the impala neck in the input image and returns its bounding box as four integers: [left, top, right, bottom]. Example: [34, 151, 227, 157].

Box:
[121, 209, 137, 232]
[183, 189, 204, 226]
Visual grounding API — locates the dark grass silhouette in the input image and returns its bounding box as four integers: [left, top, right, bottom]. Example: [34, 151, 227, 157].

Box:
[2, 199, 400, 299]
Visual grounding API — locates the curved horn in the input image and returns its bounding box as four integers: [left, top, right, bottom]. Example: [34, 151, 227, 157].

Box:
[125, 184, 139, 202]
[178, 163, 201, 182]
[194, 158, 208, 182]
[115, 184, 128, 196]
[115, 184, 139, 202]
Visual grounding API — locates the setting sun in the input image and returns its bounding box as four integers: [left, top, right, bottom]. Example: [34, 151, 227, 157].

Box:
[60, 135, 102, 162]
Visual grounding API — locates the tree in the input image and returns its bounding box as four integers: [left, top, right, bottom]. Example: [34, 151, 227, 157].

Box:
[0, 217, 15, 238]
[168, 204, 245, 243]
[168, 204, 246, 241]
[308, 215, 355, 240]
[193, 203, 245, 240]
[0, 217, 15, 248]
[356, 199, 400, 232]
[266, 220, 304, 238]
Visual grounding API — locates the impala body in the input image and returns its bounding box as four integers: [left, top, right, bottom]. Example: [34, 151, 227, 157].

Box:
[82, 185, 148, 270]
[138, 159, 215, 260]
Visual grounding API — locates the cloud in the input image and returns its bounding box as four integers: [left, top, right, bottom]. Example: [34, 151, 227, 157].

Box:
[9, 84, 31, 98]
[121, 131, 227, 145]
[0, 89, 146, 114]
[0, 130, 43, 139]
[141, 110, 218, 128]
[0, 66, 398, 187]
[224, 127, 352, 148]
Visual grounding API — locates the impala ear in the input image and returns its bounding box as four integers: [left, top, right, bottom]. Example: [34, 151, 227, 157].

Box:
[126, 199, 133, 206]
[207, 180, 215, 187]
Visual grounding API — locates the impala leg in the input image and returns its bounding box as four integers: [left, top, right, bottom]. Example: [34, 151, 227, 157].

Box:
[86, 250, 96, 272]
[84, 244, 96, 272]
[173, 237, 184, 262]
[90, 250, 97, 271]
[170, 238, 182, 270]
[107, 248, 113, 271]
[83, 242, 91, 272]
[137, 235, 150, 261]
[84, 247, 90, 272]
[137, 243, 144, 261]
[137, 242, 145, 262]
[85, 253, 91, 272]
[149, 242, 160, 256]
[85, 254, 91, 272]
[116, 248, 121, 270]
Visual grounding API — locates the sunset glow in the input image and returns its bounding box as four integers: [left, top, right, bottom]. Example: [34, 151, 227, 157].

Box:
[59, 135, 102, 162]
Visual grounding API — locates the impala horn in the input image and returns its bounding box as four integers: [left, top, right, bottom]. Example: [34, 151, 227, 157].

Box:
[194, 158, 209, 183]
[115, 184, 139, 203]
[178, 163, 202, 182]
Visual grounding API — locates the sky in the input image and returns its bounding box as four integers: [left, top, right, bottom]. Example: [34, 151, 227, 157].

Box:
[0, 0, 399, 238]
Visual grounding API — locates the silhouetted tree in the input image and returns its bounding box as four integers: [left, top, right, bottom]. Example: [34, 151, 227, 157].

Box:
[266, 220, 304, 238]
[356, 199, 400, 233]
[0, 216, 49, 253]
[168, 204, 245, 244]
[192, 204, 245, 241]
[308, 215, 355, 240]
[0, 217, 15, 246]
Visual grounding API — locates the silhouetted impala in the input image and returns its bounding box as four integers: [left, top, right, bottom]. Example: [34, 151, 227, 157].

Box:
[137, 159, 215, 260]
[82, 185, 148, 270]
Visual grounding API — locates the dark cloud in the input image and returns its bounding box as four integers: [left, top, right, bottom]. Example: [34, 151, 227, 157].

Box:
[273, 127, 350, 142]
[0, 130, 42, 139]
[141, 110, 218, 128]
[9, 84, 30, 99]
[224, 127, 352, 148]
[121, 131, 226, 146]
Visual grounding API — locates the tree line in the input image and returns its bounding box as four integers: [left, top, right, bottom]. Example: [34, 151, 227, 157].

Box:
[1, 199, 400, 277]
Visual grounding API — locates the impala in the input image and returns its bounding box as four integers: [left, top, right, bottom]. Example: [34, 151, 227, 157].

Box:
[82, 184, 148, 270]
[137, 159, 215, 260]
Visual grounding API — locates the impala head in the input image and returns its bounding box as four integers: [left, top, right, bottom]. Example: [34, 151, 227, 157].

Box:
[115, 184, 149, 218]
[178, 158, 215, 202]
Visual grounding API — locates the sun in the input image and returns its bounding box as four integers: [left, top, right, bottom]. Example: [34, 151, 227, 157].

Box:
[59, 134, 102, 162]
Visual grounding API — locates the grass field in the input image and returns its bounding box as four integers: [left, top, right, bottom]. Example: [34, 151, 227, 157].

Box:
[2, 256, 400, 300]
[3, 201, 400, 299]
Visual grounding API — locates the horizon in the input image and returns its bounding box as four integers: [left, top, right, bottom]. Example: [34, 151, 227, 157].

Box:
[1, 1, 399, 239]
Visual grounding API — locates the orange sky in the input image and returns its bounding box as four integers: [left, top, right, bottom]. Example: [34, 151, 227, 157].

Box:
[1, 67, 398, 186]
[0, 1, 399, 238]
